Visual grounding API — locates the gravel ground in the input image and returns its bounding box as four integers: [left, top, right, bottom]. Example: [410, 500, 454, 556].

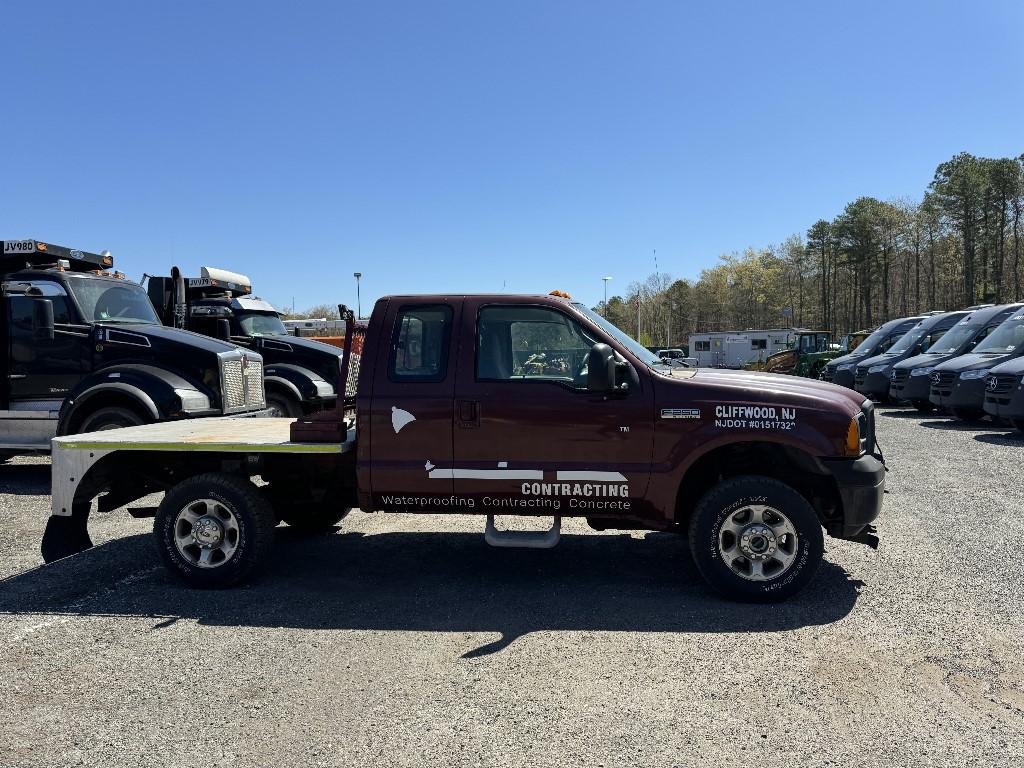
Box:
[1, 408, 1023, 767]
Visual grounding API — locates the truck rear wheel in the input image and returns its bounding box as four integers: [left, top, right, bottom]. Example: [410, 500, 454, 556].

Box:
[78, 406, 146, 432]
[155, 473, 275, 588]
[687, 476, 823, 602]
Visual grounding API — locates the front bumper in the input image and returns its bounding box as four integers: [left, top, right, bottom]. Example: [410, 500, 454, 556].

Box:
[983, 379, 1024, 420]
[830, 367, 856, 389]
[824, 454, 885, 538]
[930, 377, 986, 411]
[856, 371, 891, 398]
[890, 373, 930, 403]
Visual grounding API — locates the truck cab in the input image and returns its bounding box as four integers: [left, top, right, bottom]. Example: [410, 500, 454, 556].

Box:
[0, 240, 267, 457]
[44, 292, 886, 602]
[148, 267, 342, 417]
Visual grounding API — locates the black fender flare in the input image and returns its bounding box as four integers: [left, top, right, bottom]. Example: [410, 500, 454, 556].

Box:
[263, 363, 335, 402]
[57, 364, 213, 435]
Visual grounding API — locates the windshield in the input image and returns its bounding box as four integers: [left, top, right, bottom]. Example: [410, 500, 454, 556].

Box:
[928, 325, 981, 355]
[572, 303, 664, 366]
[974, 313, 1024, 354]
[846, 326, 894, 358]
[886, 326, 926, 355]
[237, 312, 289, 337]
[68, 278, 160, 324]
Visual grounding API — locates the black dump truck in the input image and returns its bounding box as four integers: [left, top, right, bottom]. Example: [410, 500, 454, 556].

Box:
[147, 267, 342, 417]
[0, 240, 267, 458]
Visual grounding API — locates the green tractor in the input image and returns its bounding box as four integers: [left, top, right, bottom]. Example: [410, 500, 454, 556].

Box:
[745, 330, 848, 378]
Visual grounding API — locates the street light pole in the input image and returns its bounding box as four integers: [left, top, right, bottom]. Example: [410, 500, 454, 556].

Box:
[602, 276, 612, 316]
[353, 272, 362, 319]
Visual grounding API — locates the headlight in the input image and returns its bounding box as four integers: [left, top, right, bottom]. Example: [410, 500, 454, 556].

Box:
[910, 366, 935, 377]
[868, 364, 889, 374]
[837, 363, 854, 372]
[959, 368, 990, 380]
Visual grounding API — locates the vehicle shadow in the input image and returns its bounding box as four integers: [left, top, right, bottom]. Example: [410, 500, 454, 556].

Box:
[0, 463, 51, 495]
[918, 419, 993, 431]
[974, 431, 1024, 446]
[0, 529, 864, 656]
[876, 408, 931, 420]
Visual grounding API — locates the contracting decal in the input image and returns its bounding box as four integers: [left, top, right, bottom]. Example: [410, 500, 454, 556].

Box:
[377, 461, 634, 512]
[714, 404, 796, 430]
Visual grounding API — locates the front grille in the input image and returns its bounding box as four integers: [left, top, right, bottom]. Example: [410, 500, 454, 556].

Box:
[854, 366, 868, 387]
[222, 356, 266, 412]
[245, 359, 266, 407]
[890, 369, 909, 383]
[987, 374, 1017, 395]
[935, 371, 956, 385]
[821, 367, 834, 382]
[223, 359, 246, 410]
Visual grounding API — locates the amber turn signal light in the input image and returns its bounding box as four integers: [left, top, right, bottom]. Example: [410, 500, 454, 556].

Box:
[845, 418, 861, 457]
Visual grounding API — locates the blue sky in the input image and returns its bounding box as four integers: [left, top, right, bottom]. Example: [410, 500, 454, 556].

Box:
[3, 1, 1022, 312]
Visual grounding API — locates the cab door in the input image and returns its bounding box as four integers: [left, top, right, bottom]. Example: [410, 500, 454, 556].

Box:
[449, 300, 653, 516]
[366, 299, 461, 509]
[4, 279, 87, 401]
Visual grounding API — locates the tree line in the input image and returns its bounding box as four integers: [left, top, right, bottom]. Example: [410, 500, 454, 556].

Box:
[597, 152, 1024, 347]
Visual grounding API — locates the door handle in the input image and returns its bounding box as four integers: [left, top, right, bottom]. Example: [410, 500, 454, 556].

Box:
[458, 399, 480, 427]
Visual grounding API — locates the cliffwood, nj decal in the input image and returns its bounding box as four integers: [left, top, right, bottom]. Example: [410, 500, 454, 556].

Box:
[714, 404, 797, 430]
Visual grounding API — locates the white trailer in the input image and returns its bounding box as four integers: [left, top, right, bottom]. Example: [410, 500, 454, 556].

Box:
[689, 329, 800, 368]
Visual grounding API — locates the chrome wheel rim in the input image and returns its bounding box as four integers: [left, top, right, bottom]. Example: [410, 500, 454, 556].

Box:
[173, 498, 240, 568]
[718, 504, 799, 581]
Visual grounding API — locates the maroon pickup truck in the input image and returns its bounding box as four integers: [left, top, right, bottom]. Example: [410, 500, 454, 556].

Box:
[44, 292, 885, 602]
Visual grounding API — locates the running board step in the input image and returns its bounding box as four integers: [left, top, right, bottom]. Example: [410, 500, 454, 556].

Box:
[484, 515, 561, 549]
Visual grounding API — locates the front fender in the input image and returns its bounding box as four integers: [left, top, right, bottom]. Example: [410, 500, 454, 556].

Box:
[58, 365, 214, 434]
[264, 363, 336, 402]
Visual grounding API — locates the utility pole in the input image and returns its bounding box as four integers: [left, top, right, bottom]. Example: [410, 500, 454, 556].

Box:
[353, 272, 362, 319]
[602, 276, 612, 317]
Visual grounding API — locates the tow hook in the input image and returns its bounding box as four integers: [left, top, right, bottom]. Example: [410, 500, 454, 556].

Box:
[848, 524, 879, 550]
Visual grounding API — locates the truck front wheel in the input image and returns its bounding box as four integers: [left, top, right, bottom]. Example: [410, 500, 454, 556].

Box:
[78, 406, 146, 432]
[266, 394, 300, 418]
[155, 473, 275, 588]
[688, 476, 823, 602]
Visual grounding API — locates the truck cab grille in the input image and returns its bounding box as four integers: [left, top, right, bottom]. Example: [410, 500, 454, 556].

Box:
[858, 402, 876, 454]
[221, 357, 266, 413]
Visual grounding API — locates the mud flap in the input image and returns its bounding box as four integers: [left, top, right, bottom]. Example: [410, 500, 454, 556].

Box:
[41, 502, 94, 563]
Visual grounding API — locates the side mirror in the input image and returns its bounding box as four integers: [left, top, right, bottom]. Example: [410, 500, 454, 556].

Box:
[215, 319, 231, 341]
[32, 299, 54, 341]
[587, 343, 616, 393]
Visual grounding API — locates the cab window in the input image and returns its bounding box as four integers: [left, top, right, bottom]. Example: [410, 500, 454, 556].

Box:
[5, 281, 73, 329]
[477, 305, 592, 387]
[389, 305, 453, 382]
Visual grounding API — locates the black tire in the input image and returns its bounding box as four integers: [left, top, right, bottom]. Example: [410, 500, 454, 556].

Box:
[266, 394, 300, 418]
[154, 473, 275, 588]
[952, 407, 985, 422]
[912, 400, 936, 413]
[687, 475, 824, 602]
[78, 406, 146, 432]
